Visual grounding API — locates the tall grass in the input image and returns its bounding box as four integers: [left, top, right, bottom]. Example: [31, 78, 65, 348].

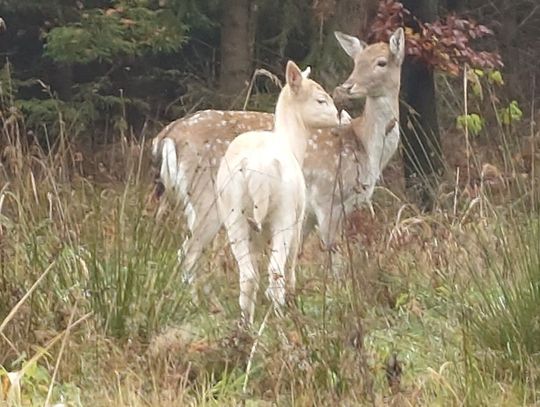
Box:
[463, 215, 540, 382]
[0, 150, 193, 337]
[1, 67, 540, 405]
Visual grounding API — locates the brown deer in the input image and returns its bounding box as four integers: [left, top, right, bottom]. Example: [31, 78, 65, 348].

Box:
[152, 27, 405, 284]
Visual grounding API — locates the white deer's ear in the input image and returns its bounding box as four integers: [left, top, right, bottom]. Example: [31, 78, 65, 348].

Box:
[334, 31, 366, 59]
[389, 27, 405, 64]
[339, 110, 352, 126]
[301, 66, 311, 79]
[286, 60, 303, 93]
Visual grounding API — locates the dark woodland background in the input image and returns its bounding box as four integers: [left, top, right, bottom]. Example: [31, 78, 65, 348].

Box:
[0, 0, 538, 205]
[1, 0, 537, 130]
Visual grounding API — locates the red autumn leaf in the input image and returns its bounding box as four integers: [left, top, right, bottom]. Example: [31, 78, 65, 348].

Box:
[368, 0, 503, 76]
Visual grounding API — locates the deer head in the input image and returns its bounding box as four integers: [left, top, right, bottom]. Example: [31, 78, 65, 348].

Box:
[334, 27, 405, 98]
[276, 60, 339, 131]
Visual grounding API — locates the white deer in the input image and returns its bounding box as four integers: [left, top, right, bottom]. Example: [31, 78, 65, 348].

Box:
[215, 60, 339, 325]
[152, 27, 405, 283]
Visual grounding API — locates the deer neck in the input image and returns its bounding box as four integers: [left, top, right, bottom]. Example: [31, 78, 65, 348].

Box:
[274, 89, 309, 165]
[359, 89, 399, 175]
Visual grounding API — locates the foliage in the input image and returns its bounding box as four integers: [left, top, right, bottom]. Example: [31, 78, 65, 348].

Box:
[0, 358, 82, 406]
[498, 100, 523, 126]
[0, 0, 210, 138]
[465, 217, 540, 380]
[0, 148, 188, 339]
[17, 98, 79, 130]
[1, 0, 335, 139]
[370, 0, 503, 75]
[453, 68, 521, 137]
[45, 5, 188, 64]
[487, 70, 504, 87]
[456, 112, 484, 136]
[0, 0, 513, 142]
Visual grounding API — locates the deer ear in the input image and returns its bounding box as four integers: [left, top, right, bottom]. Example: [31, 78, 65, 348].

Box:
[286, 60, 303, 93]
[339, 110, 352, 126]
[301, 66, 311, 79]
[389, 27, 405, 64]
[334, 31, 366, 59]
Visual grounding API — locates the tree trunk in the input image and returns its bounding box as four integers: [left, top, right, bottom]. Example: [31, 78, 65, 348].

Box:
[51, 63, 73, 101]
[499, 4, 521, 100]
[400, 0, 443, 210]
[446, 0, 465, 12]
[312, 0, 377, 95]
[219, 0, 255, 106]
[334, 0, 377, 38]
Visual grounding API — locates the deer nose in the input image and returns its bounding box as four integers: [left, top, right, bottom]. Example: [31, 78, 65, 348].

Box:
[340, 82, 354, 93]
[332, 85, 351, 107]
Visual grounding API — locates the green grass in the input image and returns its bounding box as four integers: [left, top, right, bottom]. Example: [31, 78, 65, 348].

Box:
[462, 216, 540, 385]
[1, 118, 540, 405]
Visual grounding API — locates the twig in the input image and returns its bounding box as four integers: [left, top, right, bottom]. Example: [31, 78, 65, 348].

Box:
[242, 68, 282, 111]
[0, 261, 56, 335]
[453, 166, 460, 220]
[0, 332, 20, 357]
[44, 300, 79, 407]
[242, 306, 272, 394]
[530, 74, 536, 208]
[463, 64, 471, 186]
[517, 5, 539, 29]
[4, 313, 91, 405]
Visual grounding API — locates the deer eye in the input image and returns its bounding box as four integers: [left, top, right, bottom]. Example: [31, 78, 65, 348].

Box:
[317, 98, 327, 105]
[377, 59, 387, 68]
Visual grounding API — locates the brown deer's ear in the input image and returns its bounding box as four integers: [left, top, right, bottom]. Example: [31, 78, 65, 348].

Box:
[389, 27, 405, 64]
[339, 110, 352, 126]
[286, 60, 303, 93]
[334, 31, 366, 59]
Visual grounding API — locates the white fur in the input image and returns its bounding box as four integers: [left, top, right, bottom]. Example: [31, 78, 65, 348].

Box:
[389, 28, 405, 63]
[216, 62, 338, 325]
[150, 29, 404, 299]
[334, 31, 366, 58]
[160, 138, 197, 230]
[340, 110, 352, 125]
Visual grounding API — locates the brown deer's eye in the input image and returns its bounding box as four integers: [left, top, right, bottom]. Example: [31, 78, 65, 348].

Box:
[377, 60, 387, 67]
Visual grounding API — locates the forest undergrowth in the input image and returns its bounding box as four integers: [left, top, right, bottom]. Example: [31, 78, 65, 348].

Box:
[0, 76, 539, 406]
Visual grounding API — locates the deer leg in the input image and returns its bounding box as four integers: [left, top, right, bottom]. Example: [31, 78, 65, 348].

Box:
[225, 218, 259, 326]
[266, 222, 296, 313]
[317, 207, 351, 279]
[316, 205, 343, 252]
[286, 213, 305, 295]
[179, 203, 221, 285]
[298, 212, 316, 258]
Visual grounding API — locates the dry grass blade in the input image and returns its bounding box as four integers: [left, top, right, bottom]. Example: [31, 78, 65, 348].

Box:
[4, 312, 91, 405]
[253, 68, 283, 89]
[0, 261, 56, 336]
[242, 306, 272, 394]
[44, 301, 79, 407]
[243, 68, 283, 110]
